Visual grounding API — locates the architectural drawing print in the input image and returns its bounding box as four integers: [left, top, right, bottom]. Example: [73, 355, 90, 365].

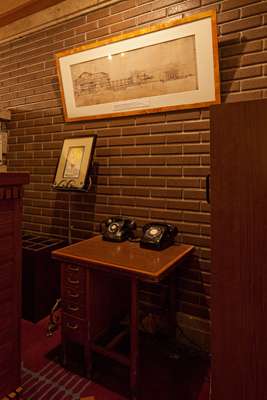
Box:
[71, 35, 198, 107]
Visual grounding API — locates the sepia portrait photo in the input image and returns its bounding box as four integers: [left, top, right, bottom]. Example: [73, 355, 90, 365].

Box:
[63, 146, 84, 179]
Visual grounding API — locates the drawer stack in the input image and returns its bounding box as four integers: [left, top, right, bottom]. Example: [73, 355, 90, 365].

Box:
[61, 263, 88, 345]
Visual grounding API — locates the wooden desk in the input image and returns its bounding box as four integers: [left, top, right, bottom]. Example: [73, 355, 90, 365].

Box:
[52, 235, 193, 399]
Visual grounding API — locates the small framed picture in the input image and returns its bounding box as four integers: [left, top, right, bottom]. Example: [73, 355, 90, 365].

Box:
[53, 135, 96, 191]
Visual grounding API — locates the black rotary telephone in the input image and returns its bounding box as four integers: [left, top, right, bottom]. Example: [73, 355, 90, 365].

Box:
[102, 217, 136, 242]
[140, 222, 178, 250]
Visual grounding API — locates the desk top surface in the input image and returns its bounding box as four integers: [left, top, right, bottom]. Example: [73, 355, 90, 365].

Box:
[52, 235, 193, 281]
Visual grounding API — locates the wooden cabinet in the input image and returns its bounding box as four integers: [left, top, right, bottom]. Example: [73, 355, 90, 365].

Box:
[0, 173, 29, 396]
[210, 100, 267, 400]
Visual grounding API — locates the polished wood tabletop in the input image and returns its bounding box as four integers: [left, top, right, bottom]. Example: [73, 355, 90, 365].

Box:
[52, 235, 194, 281]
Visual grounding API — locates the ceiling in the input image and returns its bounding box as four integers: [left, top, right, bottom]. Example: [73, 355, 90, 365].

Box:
[0, 0, 118, 42]
[0, 0, 65, 27]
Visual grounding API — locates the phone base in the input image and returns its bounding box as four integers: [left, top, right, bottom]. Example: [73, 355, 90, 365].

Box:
[140, 239, 175, 251]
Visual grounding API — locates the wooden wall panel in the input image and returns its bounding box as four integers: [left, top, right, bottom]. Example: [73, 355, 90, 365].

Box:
[211, 99, 267, 400]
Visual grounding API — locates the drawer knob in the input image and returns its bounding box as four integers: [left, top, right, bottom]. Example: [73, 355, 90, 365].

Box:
[68, 305, 79, 312]
[68, 265, 79, 272]
[67, 277, 79, 285]
[68, 291, 79, 298]
[66, 322, 78, 330]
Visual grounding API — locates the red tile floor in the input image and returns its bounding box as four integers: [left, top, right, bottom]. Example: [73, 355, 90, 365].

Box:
[21, 317, 210, 400]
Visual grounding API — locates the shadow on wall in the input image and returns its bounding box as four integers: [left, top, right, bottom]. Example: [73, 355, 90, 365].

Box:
[176, 254, 210, 351]
[218, 35, 247, 102]
[50, 161, 99, 243]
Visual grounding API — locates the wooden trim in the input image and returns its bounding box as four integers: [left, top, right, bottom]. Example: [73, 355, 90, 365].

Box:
[0, 109, 11, 120]
[0, 0, 64, 28]
[211, 10, 221, 107]
[0, 173, 29, 187]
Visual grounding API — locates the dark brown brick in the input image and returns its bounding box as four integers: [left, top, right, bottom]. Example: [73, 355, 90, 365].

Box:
[221, 81, 241, 93]
[99, 14, 123, 28]
[150, 209, 182, 221]
[109, 137, 135, 146]
[122, 146, 149, 155]
[241, 77, 267, 90]
[123, 3, 152, 19]
[167, 178, 200, 188]
[151, 123, 182, 133]
[222, 0, 258, 12]
[151, 167, 182, 176]
[135, 114, 165, 125]
[183, 120, 210, 131]
[221, 65, 262, 81]
[220, 40, 262, 58]
[241, 52, 267, 66]
[135, 135, 166, 145]
[218, 9, 240, 24]
[111, 0, 136, 14]
[166, 110, 201, 122]
[242, 2, 267, 17]
[151, 145, 182, 155]
[86, 27, 110, 41]
[224, 90, 262, 103]
[137, 9, 167, 24]
[166, 133, 200, 143]
[111, 18, 137, 33]
[221, 15, 262, 35]
[86, 7, 110, 22]
[242, 26, 267, 41]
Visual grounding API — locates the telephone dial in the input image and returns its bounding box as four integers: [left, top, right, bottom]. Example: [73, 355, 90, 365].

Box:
[140, 222, 178, 250]
[102, 217, 136, 242]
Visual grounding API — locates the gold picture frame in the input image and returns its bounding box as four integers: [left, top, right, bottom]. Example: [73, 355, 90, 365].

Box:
[56, 10, 220, 122]
[53, 135, 96, 191]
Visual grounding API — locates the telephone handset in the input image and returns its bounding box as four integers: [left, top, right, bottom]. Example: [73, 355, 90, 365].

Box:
[140, 222, 178, 250]
[102, 217, 136, 242]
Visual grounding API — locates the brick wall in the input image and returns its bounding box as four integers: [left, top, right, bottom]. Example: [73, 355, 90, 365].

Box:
[0, 0, 267, 349]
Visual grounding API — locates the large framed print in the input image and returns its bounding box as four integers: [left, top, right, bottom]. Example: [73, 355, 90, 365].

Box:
[56, 10, 220, 122]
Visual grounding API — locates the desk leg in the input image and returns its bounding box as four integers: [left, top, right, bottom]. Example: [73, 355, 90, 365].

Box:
[61, 336, 67, 367]
[168, 271, 177, 344]
[130, 276, 139, 400]
[84, 325, 92, 379]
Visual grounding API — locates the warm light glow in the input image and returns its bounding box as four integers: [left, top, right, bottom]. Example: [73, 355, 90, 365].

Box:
[108, 54, 112, 60]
